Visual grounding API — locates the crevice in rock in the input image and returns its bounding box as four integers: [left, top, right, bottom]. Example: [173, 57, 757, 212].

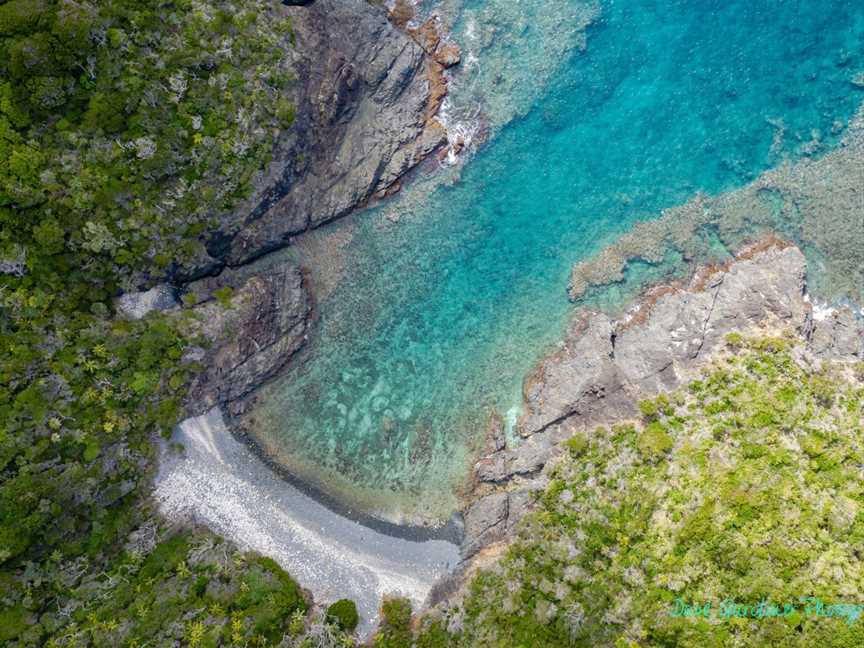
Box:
[694, 281, 723, 359]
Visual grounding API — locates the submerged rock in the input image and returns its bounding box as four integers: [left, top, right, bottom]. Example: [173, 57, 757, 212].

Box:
[567, 124, 864, 304]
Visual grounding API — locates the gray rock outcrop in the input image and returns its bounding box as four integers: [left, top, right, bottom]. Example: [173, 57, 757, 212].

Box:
[114, 0, 456, 435]
[190, 0, 448, 274]
[807, 305, 864, 359]
[115, 285, 180, 320]
[521, 242, 810, 437]
[182, 261, 311, 417]
[460, 241, 864, 559]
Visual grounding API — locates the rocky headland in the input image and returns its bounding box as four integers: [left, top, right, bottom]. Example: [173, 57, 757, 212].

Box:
[459, 240, 864, 562]
[118, 0, 463, 420]
[192, 0, 457, 275]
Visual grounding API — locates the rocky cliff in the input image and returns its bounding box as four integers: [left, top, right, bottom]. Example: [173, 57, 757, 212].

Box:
[181, 260, 312, 418]
[187, 0, 451, 276]
[460, 240, 864, 559]
[117, 1, 459, 416]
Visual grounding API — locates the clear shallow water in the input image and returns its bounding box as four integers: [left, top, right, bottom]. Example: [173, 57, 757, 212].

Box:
[250, 0, 864, 521]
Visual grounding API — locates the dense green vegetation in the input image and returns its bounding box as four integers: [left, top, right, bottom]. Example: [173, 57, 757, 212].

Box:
[0, 0, 307, 645]
[1, 523, 364, 647]
[327, 599, 360, 633]
[0, 0, 296, 288]
[408, 334, 864, 647]
[4, 1, 862, 646]
[371, 598, 414, 648]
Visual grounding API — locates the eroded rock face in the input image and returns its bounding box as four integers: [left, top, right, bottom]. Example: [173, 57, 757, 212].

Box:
[461, 242, 864, 560]
[193, 0, 447, 273]
[520, 312, 620, 437]
[808, 305, 864, 359]
[462, 493, 508, 559]
[116, 0, 453, 439]
[183, 262, 311, 417]
[521, 243, 809, 437]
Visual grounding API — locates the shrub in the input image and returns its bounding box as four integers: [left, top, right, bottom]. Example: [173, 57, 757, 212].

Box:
[638, 398, 659, 420]
[565, 432, 588, 457]
[212, 285, 235, 307]
[327, 598, 360, 631]
[374, 597, 413, 648]
[636, 420, 673, 459]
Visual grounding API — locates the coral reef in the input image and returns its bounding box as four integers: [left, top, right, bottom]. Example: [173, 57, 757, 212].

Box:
[569, 110, 864, 305]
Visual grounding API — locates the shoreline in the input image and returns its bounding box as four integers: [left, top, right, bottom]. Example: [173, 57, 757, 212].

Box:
[455, 238, 864, 568]
[202, 0, 610, 534]
[154, 408, 461, 637]
[230, 419, 465, 545]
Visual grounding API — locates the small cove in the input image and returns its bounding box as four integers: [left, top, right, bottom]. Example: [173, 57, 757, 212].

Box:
[247, 0, 864, 522]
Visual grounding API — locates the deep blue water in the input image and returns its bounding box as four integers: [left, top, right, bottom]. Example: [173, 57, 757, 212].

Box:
[251, 0, 864, 520]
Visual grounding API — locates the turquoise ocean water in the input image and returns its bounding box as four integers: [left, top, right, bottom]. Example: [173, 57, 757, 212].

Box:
[250, 0, 864, 522]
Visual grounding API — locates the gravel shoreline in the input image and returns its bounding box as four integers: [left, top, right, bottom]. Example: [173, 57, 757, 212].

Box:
[154, 408, 460, 637]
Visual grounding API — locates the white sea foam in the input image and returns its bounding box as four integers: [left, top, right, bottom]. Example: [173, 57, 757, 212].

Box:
[436, 96, 482, 165]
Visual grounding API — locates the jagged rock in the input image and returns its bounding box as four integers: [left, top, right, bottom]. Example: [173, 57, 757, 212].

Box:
[507, 432, 564, 476]
[388, 0, 415, 28]
[183, 261, 310, 416]
[614, 245, 808, 390]
[427, 62, 448, 120]
[519, 312, 621, 436]
[487, 411, 506, 452]
[462, 242, 833, 562]
[435, 44, 462, 68]
[115, 285, 179, 320]
[191, 0, 447, 272]
[460, 486, 544, 557]
[520, 243, 809, 437]
[181, 346, 207, 364]
[474, 453, 508, 484]
[462, 493, 508, 558]
[506, 488, 538, 534]
[808, 305, 864, 359]
[0, 248, 25, 277]
[412, 18, 441, 54]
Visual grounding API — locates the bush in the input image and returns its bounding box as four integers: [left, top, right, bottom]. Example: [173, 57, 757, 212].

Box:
[638, 397, 659, 420]
[327, 598, 360, 631]
[565, 432, 588, 457]
[636, 420, 674, 459]
[374, 597, 413, 648]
